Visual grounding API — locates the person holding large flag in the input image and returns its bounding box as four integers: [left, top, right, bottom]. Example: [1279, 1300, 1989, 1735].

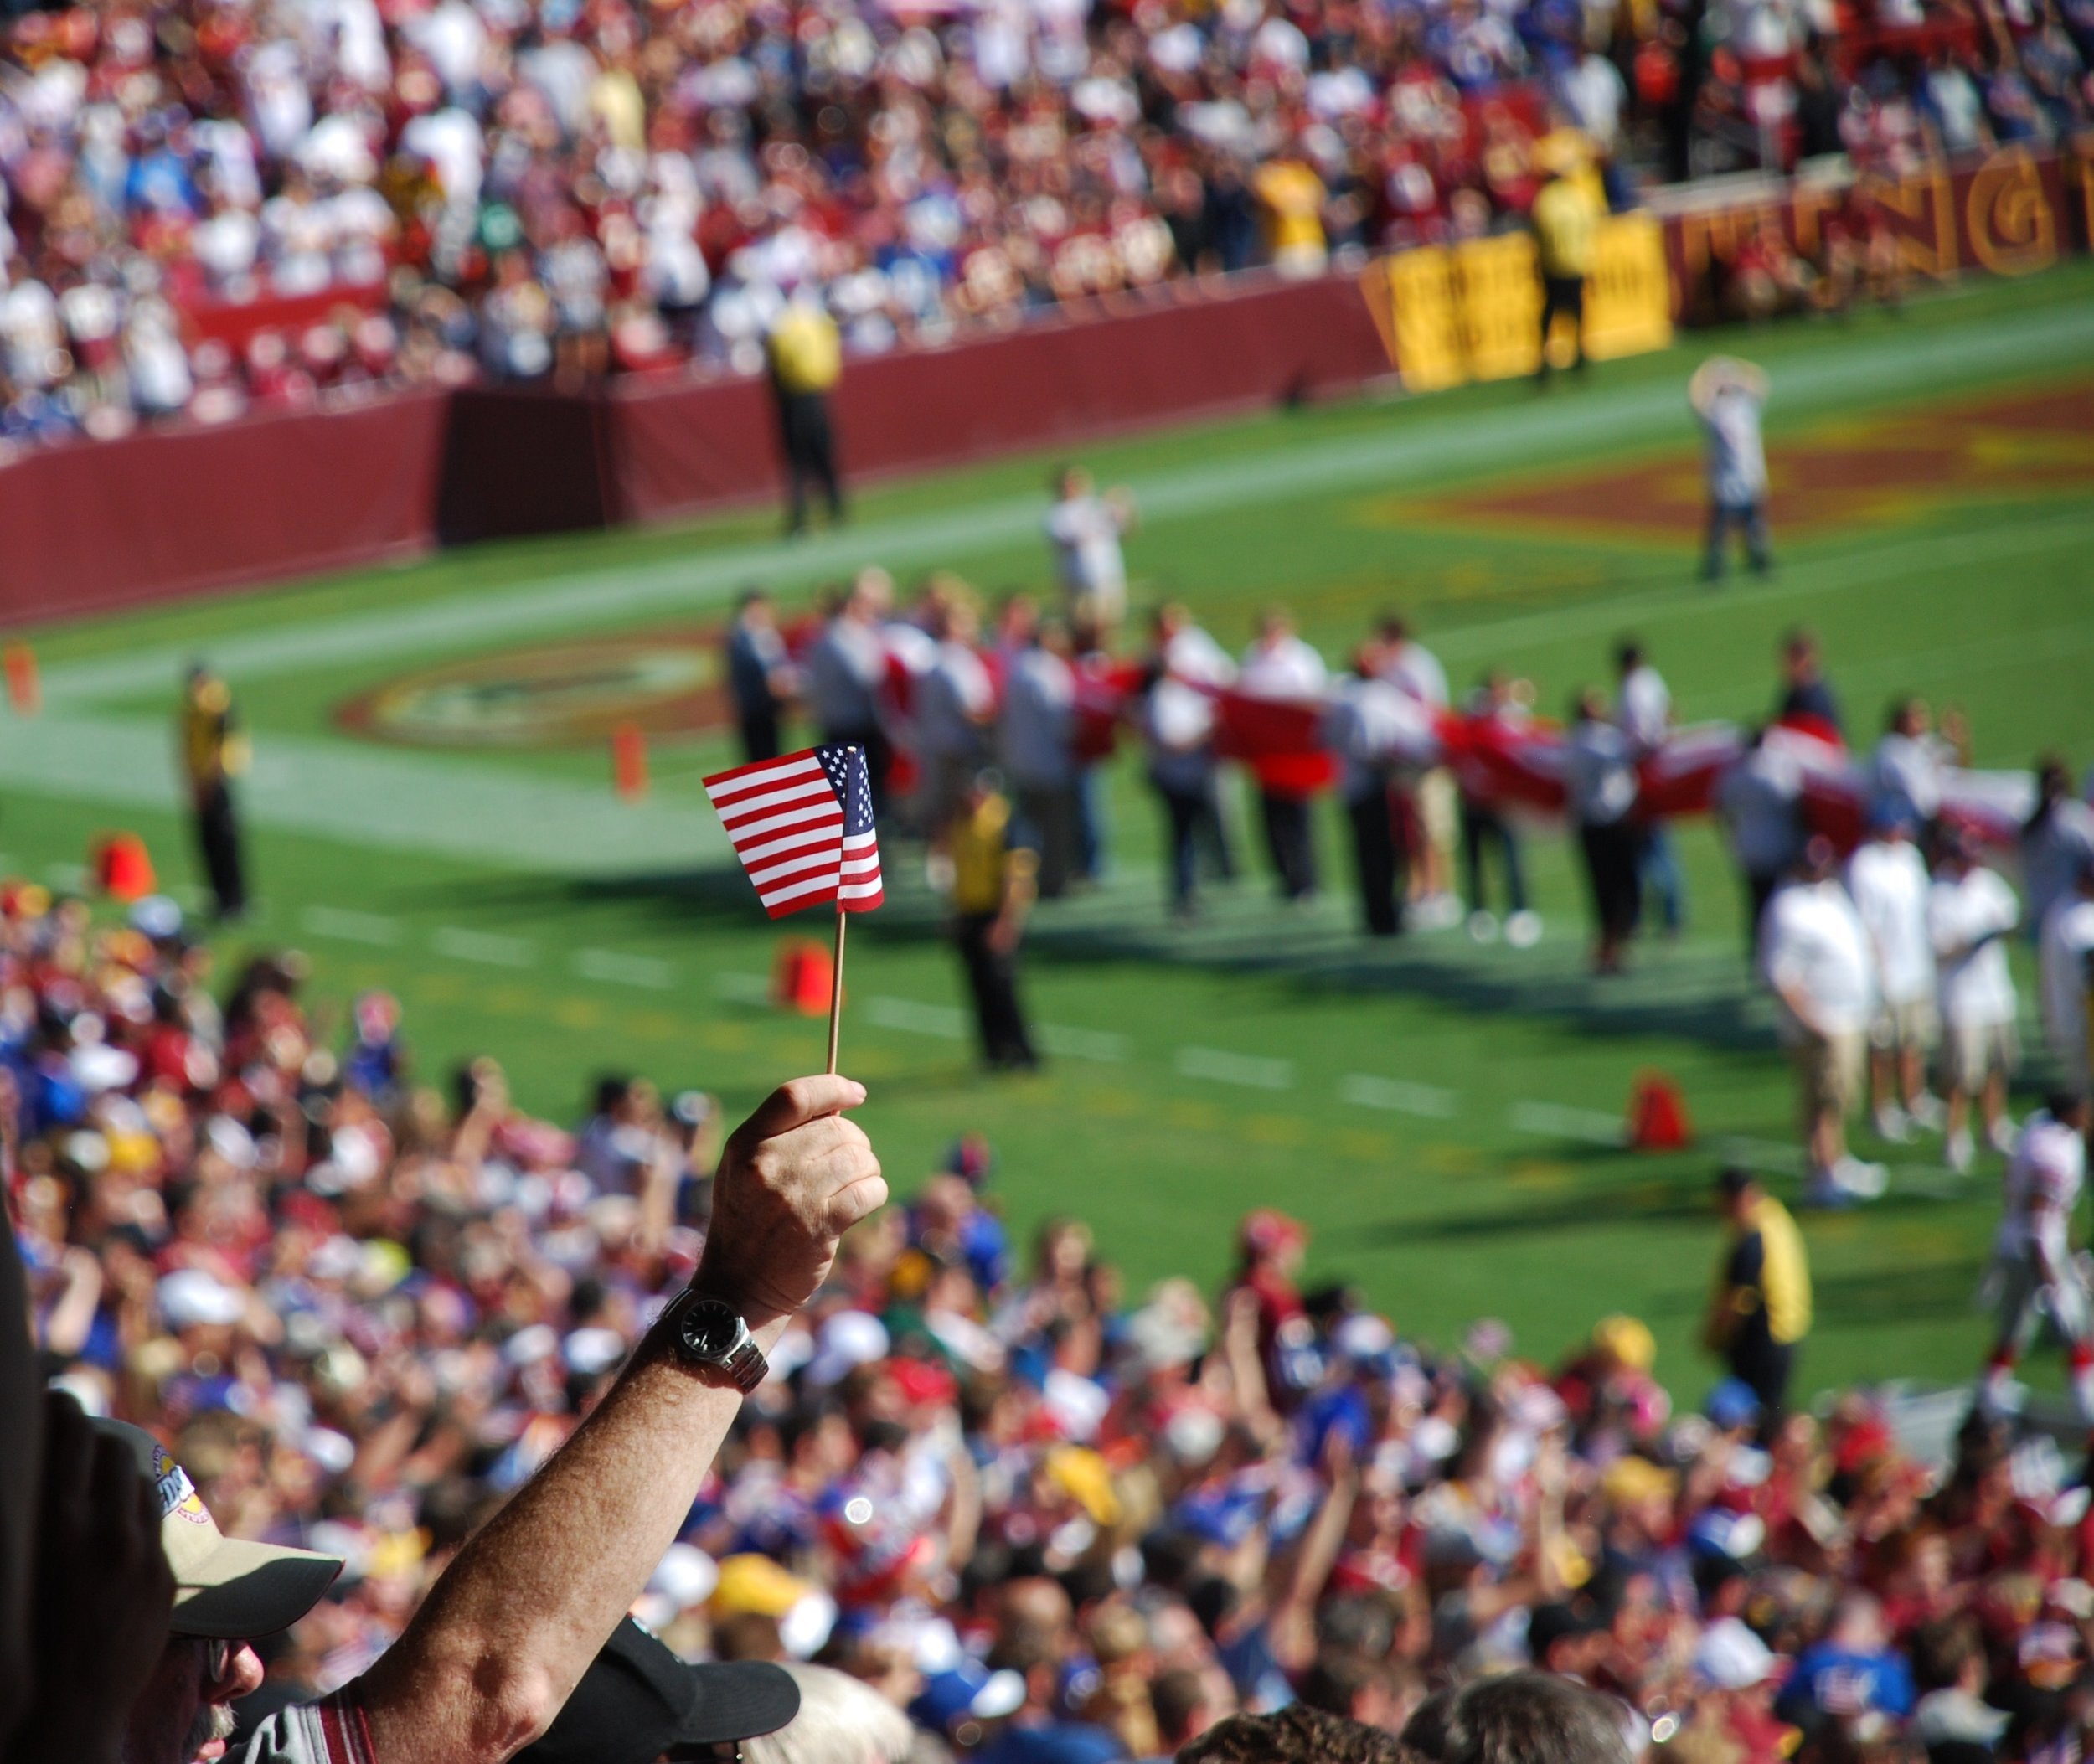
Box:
[1324, 642, 1414, 937]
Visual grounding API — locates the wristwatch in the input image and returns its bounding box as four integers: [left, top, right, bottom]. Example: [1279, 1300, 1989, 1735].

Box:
[657, 1290, 770, 1393]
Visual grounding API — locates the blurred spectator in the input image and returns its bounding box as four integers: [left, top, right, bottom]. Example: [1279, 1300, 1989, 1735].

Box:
[9, 0, 2079, 451]
[1927, 829, 2020, 1173]
[1760, 837, 1884, 1204]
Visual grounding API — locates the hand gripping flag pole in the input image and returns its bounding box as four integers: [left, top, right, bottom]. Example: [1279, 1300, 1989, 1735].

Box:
[702, 745, 884, 1072]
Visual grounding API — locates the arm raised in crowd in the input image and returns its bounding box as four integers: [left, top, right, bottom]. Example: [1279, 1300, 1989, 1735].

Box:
[356, 1075, 886, 1764]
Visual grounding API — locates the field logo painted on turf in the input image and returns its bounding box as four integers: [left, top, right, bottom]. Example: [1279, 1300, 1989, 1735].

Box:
[338, 631, 729, 749]
[1361, 377, 2094, 545]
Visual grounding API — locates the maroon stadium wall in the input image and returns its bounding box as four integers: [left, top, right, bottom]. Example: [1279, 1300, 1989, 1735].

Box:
[1, 142, 2086, 625]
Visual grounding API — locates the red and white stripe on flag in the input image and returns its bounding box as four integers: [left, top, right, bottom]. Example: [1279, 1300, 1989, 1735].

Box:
[702, 745, 885, 919]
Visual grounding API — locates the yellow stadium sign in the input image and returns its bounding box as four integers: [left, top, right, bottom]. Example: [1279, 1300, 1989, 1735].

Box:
[1359, 214, 1673, 391]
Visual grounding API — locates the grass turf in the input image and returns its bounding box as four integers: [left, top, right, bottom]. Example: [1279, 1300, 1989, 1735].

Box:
[6, 260, 2094, 1407]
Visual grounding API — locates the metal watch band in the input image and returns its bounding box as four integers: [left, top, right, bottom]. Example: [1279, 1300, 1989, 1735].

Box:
[719, 1333, 767, 1395]
[660, 1289, 770, 1394]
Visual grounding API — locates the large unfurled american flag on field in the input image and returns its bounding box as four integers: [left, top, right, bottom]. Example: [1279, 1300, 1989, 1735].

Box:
[702, 744, 885, 918]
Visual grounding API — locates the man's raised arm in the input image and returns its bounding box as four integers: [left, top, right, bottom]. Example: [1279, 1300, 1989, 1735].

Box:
[356, 1075, 885, 1764]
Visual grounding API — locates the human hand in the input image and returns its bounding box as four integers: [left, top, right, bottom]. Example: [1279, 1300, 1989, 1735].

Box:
[692, 1075, 885, 1330]
[13, 1391, 173, 1762]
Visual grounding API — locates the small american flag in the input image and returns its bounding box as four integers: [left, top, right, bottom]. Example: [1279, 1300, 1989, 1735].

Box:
[702, 744, 885, 918]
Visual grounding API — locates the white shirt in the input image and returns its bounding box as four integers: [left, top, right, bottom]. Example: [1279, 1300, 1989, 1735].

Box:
[2039, 897, 2094, 1076]
[1762, 878, 1875, 1039]
[1997, 1110, 2085, 1266]
[1617, 664, 1670, 757]
[1143, 678, 1217, 792]
[1870, 732, 1947, 823]
[1045, 495, 1126, 602]
[1845, 838, 1936, 1008]
[1000, 647, 1076, 788]
[1160, 625, 1235, 689]
[803, 617, 888, 732]
[1380, 641, 1448, 709]
[1238, 634, 1327, 701]
[1324, 676, 1435, 804]
[1701, 384, 1766, 507]
[1929, 866, 2019, 1028]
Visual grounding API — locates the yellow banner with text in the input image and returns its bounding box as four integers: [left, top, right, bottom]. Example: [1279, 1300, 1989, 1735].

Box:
[1359, 214, 1674, 391]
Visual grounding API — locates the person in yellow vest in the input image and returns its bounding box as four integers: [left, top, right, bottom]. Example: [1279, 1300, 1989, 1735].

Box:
[1705, 1166, 1812, 1427]
[1251, 152, 1328, 277]
[948, 770, 1040, 1071]
[179, 663, 250, 921]
[766, 289, 845, 537]
[1529, 157, 1601, 380]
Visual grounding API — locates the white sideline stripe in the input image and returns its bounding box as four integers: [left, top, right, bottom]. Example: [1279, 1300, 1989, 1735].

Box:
[431, 926, 534, 967]
[1711, 1134, 1805, 1173]
[1509, 1100, 1625, 1145]
[45, 861, 87, 891]
[301, 905, 401, 946]
[572, 948, 675, 989]
[1340, 1074, 1459, 1117]
[1176, 1046, 1295, 1090]
[713, 972, 773, 1004]
[40, 302, 2094, 709]
[1039, 1024, 1130, 1063]
[867, 996, 968, 1039]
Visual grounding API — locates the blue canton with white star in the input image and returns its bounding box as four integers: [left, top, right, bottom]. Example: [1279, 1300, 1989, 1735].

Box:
[818, 744, 875, 835]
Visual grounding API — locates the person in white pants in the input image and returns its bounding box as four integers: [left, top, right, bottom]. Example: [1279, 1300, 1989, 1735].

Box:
[1929, 832, 2022, 1173]
[1980, 1094, 2094, 1426]
[1846, 807, 1939, 1142]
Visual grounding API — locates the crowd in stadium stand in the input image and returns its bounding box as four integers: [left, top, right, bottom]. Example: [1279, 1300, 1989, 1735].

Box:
[14, 876, 2094, 1762]
[3, 0, 2091, 447]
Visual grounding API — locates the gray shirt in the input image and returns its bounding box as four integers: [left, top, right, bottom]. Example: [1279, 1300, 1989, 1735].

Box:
[1717, 744, 1804, 876]
[1324, 676, 1431, 806]
[1565, 719, 1638, 826]
[1001, 647, 1077, 788]
[2024, 799, 2094, 932]
[803, 617, 886, 733]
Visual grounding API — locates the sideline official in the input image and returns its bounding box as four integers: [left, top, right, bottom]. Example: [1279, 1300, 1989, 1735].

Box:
[767, 290, 845, 536]
[180, 663, 249, 921]
[1531, 152, 1600, 379]
[948, 770, 1039, 1071]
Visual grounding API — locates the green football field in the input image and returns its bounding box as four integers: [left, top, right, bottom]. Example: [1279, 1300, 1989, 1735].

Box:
[7, 261, 2094, 1407]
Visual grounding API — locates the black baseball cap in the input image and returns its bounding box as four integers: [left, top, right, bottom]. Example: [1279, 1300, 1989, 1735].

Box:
[516, 1617, 801, 1764]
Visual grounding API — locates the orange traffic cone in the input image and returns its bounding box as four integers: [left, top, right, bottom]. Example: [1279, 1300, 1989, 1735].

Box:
[1627, 1070, 1693, 1151]
[612, 720, 648, 800]
[4, 643, 39, 716]
[93, 833, 157, 902]
[773, 938, 835, 1017]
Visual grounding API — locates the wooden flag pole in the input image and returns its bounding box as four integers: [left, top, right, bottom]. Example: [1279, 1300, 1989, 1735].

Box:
[826, 905, 848, 1075]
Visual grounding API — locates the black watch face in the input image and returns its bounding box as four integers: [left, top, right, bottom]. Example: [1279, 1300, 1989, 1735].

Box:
[679, 1299, 741, 1360]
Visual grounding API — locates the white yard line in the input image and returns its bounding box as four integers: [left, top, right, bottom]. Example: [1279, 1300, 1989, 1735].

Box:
[1176, 1046, 1296, 1090]
[300, 905, 402, 946]
[866, 995, 968, 1039]
[1038, 1024, 1131, 1063]
[712, 972, 773, 1004]
[1339, 1074, 1460, 1117]
[1508, 1100, 1626, 1146]
[571, 948, 676, 989]
[431, 926, 535, 967]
